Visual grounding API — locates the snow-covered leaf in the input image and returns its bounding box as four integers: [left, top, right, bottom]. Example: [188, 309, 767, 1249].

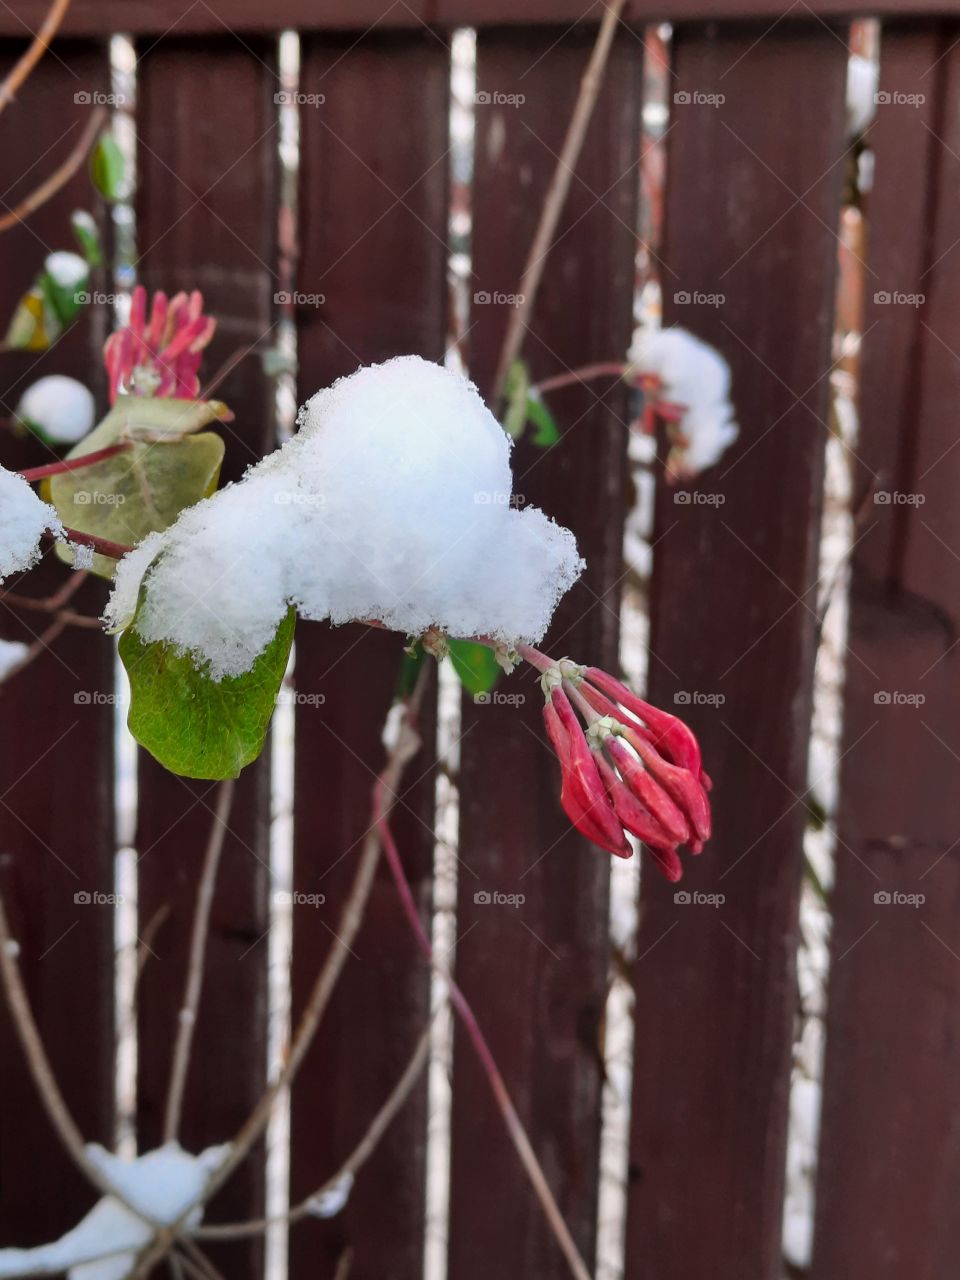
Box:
[17, 376, 96, 446]
[4, 253, 90, 350]
[46, 396, 228, 578]
[120, 605, 295, 779]
[104, 357, 583, 683]
[71, 209, 103, 268]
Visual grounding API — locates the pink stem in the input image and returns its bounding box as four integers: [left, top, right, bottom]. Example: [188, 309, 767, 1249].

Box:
[532, 362, 629, 396]
[373, 783, 591, 1280]
[58, 528, 132, 560]
[19, 443, 132, 482]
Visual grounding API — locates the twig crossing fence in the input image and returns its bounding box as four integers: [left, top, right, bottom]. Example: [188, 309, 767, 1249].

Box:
[0, 3, 957, 1278]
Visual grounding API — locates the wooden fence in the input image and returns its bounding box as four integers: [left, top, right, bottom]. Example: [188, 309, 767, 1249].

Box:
[0, 2, 957, 1277]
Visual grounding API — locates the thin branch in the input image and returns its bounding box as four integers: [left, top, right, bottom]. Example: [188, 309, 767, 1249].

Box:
[131, 667, 433, 1277]
[1, 569, 86, 611]
[58, 527, 132, 559]
[333, 1248, 354, 1280]
[0, 889, 163, 1216]
[375, 797, 593, 1280]
[0, 602, 100, 629]
[196, 1024, 432, 1240]
[0, 106, 106, 233]
[491, 0, 629, 407]
[163, 778, 235, 1143]
[207, 667, 431, 1200]
[135, 903, 171, 992]
[19, 442, 132, 482]
[533, 362, 629, 396]
[0, 0, 72, 115]
[0, 615, 68, 685]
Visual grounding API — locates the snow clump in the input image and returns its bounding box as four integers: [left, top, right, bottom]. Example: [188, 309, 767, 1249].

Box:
[105, 356, 584, 680]
[0, 466, 63, 582]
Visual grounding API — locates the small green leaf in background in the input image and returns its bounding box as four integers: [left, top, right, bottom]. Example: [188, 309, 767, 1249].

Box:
[71, 209, 103, 267]
[448, 638, 502, 699]
[90, 132, 125, 201]
[45, 395, 229, 577]
[120, 607, 296, 780]
[502, 359, 530, 440]
[524, 391, 560, 447]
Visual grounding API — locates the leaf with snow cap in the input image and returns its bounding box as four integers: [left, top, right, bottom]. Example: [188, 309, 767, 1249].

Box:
[46, 395, 229, 578]
[120, 606, 295, 779]
[4, 251, 90, 350]
[71, 208, 103, 267]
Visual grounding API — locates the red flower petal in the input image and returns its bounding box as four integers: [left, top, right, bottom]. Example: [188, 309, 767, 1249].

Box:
[603, 735, 690, 847]
[543, 690, 630, 859]
[585, 666, 706, 781]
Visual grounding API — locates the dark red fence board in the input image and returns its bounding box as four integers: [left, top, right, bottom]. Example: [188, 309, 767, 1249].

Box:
[8, 0, 960, 39]
[624, 23, 847, 1280]
[813, 24, 960, 1279]
[447, 28, 639, 1279]
[133, 37, 279, 1276]
[0, 42, 115, 1245]
[287, 32, 447, 1280]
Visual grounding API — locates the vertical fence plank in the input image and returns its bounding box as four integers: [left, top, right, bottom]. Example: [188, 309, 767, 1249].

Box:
[624, 24, 847, 1279]
[288, 32, 448, 1278]
[134, 36, 279, 1274]
[0, 44, 115, 1244]
[448, 28, 640, 1278]
[813, 25, 960, 1279]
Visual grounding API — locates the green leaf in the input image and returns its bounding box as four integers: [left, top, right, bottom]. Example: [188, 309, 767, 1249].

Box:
[45, 396, 230, 578]
[502, 359, 530, 440]
[90, 132, 125, 201]
[525, 392, 560, 447]
[71, 210, 103, 267]
[448, 638, 502, 699]
[120, 607, 296, 780]
[4, 287, 57, 350]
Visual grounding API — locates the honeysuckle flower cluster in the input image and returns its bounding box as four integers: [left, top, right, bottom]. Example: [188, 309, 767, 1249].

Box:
[103, 285, 216, 404]
[522, 646, 711, 880]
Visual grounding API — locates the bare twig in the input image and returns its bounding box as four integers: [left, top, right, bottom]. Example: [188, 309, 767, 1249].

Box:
[0, 615, 67, 685]
[0, 0, 71, 115]
[19, 442, 132, 482]
[57, 527, 132, 559]
[0, 889, 163, 1218]
[131, 667, 433, 1276]
[491, 0, 629, 407]
[0, 106, 106, 233]
[135, 903, 171, 991]
[163, 778, 236, 1143]
[533, 362, 629, 396]
[333, 1248, 354, 1280]
[375, 797, 593, 1280]
[196, 1024, 431, 1239]
[1, 569, 86, 611]
[208, 667, 431, 1199]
